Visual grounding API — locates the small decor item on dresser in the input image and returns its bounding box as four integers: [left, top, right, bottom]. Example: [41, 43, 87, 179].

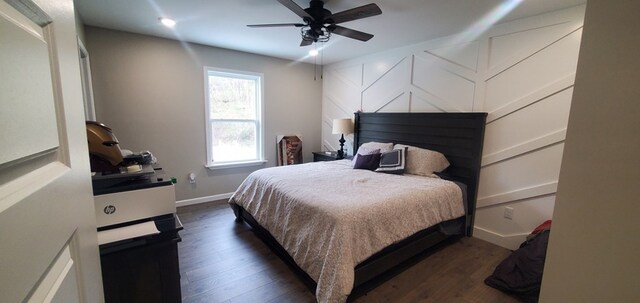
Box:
[332, 118, 354, 159]
[277, 135, 303, 166]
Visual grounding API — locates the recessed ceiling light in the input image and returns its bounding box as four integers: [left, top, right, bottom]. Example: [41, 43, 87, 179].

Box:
[309, 49, 319, 56]
[159, 17, 176, 28]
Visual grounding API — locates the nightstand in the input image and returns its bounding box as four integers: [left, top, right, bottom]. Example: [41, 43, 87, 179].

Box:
[313, 151, 351, 162]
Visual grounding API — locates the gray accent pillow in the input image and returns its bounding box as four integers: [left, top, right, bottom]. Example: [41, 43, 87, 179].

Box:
[394, 144, 450, 177]
[375, 147, 406, 174]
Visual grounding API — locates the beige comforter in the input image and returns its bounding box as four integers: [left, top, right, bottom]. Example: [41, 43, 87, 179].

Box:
[229, 160, 464, 303]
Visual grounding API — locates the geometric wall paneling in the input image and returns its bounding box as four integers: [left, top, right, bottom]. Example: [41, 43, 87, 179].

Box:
[333, 64, 363, 87]
[321, 5, 585, 250]
[471, 39, 490, 112]
[487, 22, 577, 70]
[487, 73, 575, 123]
[477, 180, 558, 209]
[322, 119, 350, 154]
[486, 4, 586, 71]
[417, 53, 478, 84]
[362, 58, 409, 112]
[424, 40, 480, 72]
[485, 27, 583, 82]
[362, 55, 407, 88]
[483, 88, 573, 161]
[322, 97, 354, 153]
[486, 4, 585, 40]
[412, 53, 475, 111]
[324, 71, 361, 112]
[323, 91, 354, 118]
[414, 49, 477, 81]
[322, 122, 339, 152]
[361, 87, 407, 113]
[484, 29, 583, 113]
[478, 143, 565, 199]
[322, 128, 334, 150]
[374, 92, 409, 113]
[469, 6, 584, 249]
[322, 83, 354, 155]
[482, 128, 567, 167]
[409, 92, 445, 113]
[417, 52, 478, 86]
[476, 194, 556, 235]
[474, 194, 556, 249]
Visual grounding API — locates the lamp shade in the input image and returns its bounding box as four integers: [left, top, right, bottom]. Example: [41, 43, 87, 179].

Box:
[332, 118, 353, 134]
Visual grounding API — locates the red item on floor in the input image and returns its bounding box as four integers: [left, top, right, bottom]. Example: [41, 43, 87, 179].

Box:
[531, 220, 552, 234]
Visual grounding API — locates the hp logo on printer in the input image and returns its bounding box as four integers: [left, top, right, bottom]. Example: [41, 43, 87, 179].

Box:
[104, 205, 116, 215]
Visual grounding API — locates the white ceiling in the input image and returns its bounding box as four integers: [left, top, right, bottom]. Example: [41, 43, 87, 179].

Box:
[75, 0, 586, 65]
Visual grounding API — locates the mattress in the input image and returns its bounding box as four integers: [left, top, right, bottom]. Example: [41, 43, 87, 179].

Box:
[229, 160, 465, 303]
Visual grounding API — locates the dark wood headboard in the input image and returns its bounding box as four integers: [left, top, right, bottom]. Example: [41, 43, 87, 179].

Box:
[353, 112, 487, 236]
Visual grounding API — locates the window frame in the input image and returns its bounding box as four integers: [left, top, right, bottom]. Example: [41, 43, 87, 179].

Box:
[203, 66, 266, 169]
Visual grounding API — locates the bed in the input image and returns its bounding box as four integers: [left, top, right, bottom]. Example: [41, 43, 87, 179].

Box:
[229, 112, 487, 302]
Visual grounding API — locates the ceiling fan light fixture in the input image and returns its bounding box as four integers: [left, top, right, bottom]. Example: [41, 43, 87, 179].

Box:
[300, 25, 330, 43]
[159, 17, 176, 28]
[248, 1, 381, 46]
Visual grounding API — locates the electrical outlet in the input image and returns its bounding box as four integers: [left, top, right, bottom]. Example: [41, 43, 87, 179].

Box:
[188, 172, 196, 184]
[504, 207, 514, 220]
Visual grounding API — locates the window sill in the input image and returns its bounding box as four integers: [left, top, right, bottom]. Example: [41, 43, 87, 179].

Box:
[205, 160, 267, 170]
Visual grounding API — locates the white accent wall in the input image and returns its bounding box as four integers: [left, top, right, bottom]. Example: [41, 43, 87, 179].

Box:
[322, 6, 585, 250]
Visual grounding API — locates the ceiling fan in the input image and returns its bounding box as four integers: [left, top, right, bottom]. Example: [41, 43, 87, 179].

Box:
[247, 0, 382, 46]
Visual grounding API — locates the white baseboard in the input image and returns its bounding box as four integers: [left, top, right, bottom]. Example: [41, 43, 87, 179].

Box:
[473, 226, 529, 250]
[176, 192, 234, 208]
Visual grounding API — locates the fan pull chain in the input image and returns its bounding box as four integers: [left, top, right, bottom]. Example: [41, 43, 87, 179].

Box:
[314, 51, 317, 81]
[320, 42, 324, 80]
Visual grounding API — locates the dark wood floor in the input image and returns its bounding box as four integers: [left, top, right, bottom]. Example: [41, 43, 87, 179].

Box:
[177, 201, 523, 303]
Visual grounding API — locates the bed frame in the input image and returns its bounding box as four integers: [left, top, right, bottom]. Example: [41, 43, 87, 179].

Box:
[353, 112, 487, 236]
[231, 112, 487, 298]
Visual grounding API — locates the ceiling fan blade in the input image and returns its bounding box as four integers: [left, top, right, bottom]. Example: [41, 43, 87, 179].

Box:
[300, 39, 313, 47]
[328, 3, 382, 24]
[329, 25, 373, 41]
[277, 0, 314, 21]
[247, 23, 305, 28]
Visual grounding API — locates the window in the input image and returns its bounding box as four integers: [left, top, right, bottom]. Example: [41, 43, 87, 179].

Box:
[204, 67, 265, 168]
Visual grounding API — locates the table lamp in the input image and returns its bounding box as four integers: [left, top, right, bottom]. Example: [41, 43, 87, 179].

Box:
[332, 118, 353, 159]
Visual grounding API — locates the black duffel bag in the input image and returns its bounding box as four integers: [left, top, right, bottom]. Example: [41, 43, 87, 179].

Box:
[485, 227, 551, 303]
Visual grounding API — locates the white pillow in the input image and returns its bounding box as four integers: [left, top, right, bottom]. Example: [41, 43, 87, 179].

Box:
[357, 142, 393, 154]
[394, 144, 450, 177]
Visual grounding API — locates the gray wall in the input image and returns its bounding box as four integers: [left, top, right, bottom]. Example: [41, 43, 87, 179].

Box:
[84, 26, 322, 201]
[540, 1, 640, 302]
